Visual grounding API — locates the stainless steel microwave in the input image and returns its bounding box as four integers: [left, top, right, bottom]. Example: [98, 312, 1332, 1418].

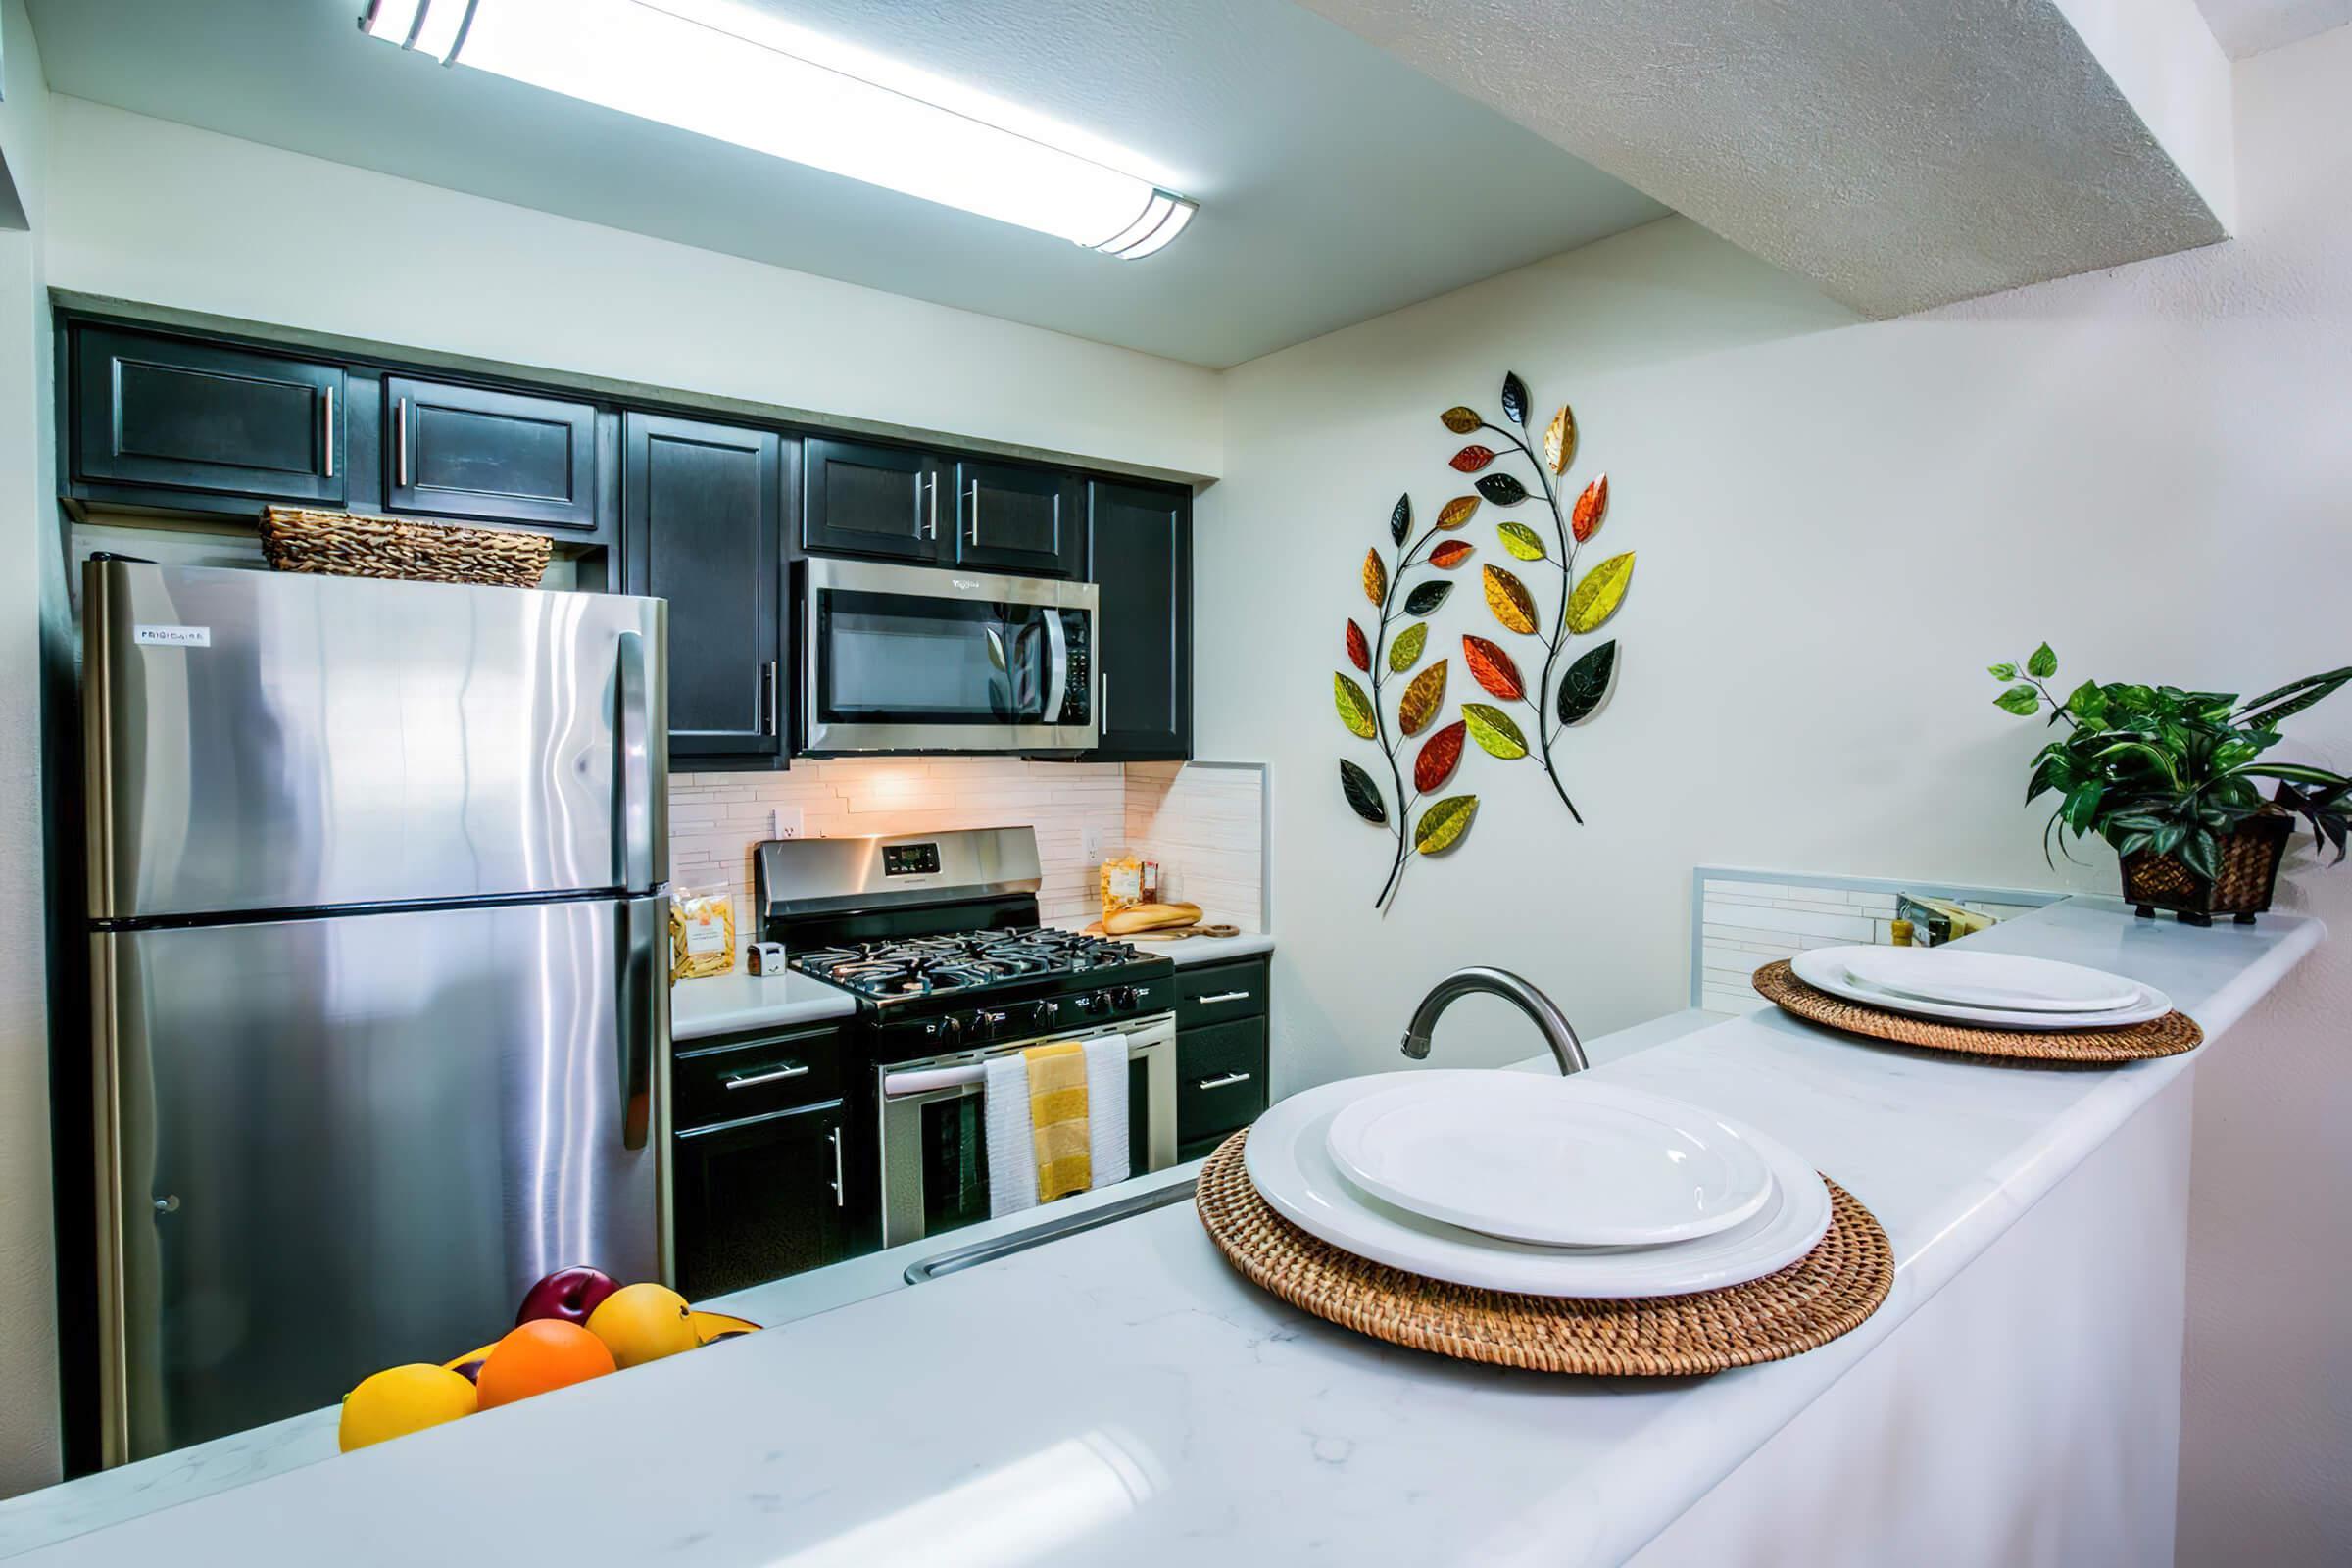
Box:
[799, 558, 1099, 753]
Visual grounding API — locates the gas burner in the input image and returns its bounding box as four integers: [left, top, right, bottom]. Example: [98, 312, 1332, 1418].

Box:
[789, 926, 1154, 1001]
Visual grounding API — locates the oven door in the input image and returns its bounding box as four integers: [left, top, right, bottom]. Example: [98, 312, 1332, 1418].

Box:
[802, 558, 1097, 753]
[875, 1014, 1176, 1248]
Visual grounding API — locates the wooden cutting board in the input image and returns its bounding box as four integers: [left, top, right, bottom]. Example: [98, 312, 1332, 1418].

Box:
[1082, 921, 1242, 942]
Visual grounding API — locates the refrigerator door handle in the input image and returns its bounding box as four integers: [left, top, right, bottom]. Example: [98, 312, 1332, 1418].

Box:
[615, 630, 655, 893]
[617, 893, 663, 1153]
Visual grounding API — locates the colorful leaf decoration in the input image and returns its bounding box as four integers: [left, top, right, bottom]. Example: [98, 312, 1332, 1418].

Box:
[1389, 621, 1427, 673]
[1389, 494, 1411, 549]
[1543, 405, 1576, 475]
[1362, 548, 1388, 607]
[1571, 474, 1608, 543]
[1429, 540, 1474, 569]
[1339, 760, 1387, 825]
[1415, 721, 1465, 793]
[1415, 795, 1479, 855]
[1345, 619, 1370, 674]
[1475, 472, 1528, 507]
[1333, 672, 1377, 739]
[1436, 495, 1480, 531]
[1448, 445, 1495, 473]
[1462, 703, 1529, 760]
[1482, 564, 1538, 635]
[1440, 406, 1482, 435]
[1557, 639, 1617, 725]
[1566, 551, 1636, 634]
[1397, 659, 1448, 737]
[1403, 579, 1453, 616]
[1499, 372, 1530, 427]
[1462, 635, 1525, 701]
[1496, 522, 1546, 562]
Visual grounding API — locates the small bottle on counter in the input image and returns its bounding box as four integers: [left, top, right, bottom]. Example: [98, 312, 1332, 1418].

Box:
[1890, 919, 1914, 947]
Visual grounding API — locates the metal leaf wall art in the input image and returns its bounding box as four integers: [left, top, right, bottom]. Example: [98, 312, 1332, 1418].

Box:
[1330, 371, 1636, 910]
[1331, 490, 1483, 911]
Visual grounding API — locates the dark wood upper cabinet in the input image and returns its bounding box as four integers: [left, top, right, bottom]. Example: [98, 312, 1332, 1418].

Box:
[71, 327, 346, 505]
[622, 413, 783, 761]
[954, 459, 1084, 578]
[800, 437, 941, 563]
[1087, 480, 1192, 760]
[384, 376, 598, 531]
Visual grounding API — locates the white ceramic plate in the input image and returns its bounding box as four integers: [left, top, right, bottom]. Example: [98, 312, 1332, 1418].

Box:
[1323, 1076, 1773, 1246]
[1789, 948, 2173, 1030]
[1838, 947, 2143, 1013]
[1244, 1071, 1833, 1298]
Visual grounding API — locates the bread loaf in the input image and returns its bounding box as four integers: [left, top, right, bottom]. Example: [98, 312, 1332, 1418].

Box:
[1103, 902, 1202, 935]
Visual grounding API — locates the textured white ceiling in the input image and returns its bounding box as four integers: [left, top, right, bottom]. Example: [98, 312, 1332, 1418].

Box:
[2193, 0, 2350, 58]
[1299, 0, 2234, 320]
[22, 0, 1667, 368]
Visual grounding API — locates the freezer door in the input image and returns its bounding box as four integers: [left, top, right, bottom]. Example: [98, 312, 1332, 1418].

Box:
[83, 559, 669, 918]
[93, 895, 669, 1462]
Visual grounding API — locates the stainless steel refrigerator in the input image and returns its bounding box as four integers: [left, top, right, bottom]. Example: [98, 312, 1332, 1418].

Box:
[82, 559, 670, 1464]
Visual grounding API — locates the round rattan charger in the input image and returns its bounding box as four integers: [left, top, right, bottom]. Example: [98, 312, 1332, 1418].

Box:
[1751, 959, 2201, 1064]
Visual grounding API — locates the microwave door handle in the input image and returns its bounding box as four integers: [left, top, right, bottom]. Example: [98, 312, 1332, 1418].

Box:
[1043, 608, 1070, 729]
[614, 629, 655, 893]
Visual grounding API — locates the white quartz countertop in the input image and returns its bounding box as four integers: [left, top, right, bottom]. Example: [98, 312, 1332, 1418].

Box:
[668, 968, 857, 1042]
[8, 900, 2319, 1566]
[1110, 928, 1275, 967]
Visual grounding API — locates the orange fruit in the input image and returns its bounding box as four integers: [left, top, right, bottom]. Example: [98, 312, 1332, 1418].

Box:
[585, 1282, 698, 1369]
[474, 1318, 616, 1408]
[339, 1364, 476, 1452]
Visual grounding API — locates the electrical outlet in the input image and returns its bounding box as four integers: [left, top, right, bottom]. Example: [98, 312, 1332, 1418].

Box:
[1082, 826, 1106, 864]
[770, 806, 803, 840]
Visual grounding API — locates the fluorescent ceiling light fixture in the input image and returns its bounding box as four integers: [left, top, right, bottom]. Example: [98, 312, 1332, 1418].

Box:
[359, 0, 1197, 258]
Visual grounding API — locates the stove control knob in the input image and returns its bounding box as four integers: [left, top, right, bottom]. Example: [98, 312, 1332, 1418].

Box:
[1035, 1000, 1062, 1028]
[973, 1007, 1009, 1040]
[1072, 992, 1109, 1018]
[1110, 986, 1141, 1011]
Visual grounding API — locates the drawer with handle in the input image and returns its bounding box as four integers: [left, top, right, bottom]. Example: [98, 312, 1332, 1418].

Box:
[1176, 957, 1267, 1029]
[1177, 1014, 1268, 1147]
[673, 1027, 845, 1130]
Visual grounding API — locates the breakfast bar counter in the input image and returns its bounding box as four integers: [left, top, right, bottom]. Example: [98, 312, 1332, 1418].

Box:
[4, 899, 2319, 1566]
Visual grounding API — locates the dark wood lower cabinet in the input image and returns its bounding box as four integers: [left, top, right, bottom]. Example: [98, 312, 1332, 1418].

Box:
[671, 1099, 850, 1300]
[1175, 956, 1271, 1159]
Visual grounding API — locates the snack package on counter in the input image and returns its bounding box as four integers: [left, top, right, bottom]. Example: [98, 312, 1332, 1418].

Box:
[670, 887, 737, 980]
[1100, 854, 1144, 923]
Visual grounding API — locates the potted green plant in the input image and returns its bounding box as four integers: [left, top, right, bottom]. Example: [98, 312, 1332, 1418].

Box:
[1989, 644, 2352, 925]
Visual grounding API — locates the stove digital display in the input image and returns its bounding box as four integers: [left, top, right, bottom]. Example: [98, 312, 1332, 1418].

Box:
[882, 842, 942, 877]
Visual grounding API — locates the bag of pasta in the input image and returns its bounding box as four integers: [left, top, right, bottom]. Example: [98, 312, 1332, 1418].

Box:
[669, 887, 737, 981]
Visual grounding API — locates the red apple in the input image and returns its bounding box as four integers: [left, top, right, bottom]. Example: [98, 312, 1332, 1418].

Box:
[515, 1266, 620, 1328]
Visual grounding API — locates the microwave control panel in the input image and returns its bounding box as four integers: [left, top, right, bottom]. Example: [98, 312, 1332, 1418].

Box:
[1056, 611, 1092, 724]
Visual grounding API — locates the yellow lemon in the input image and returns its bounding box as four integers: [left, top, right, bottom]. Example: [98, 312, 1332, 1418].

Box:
[338, 1363, 477, 1452]
[584, 1282, 699, 1369]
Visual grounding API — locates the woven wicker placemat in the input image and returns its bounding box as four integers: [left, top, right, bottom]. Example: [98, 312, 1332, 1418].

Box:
[1195, 1133, 1892, 1376]
[1752, 959, 2202, 1063]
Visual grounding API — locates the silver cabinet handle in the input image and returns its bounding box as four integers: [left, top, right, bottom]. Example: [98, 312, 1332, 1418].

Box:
[922, 472, 938, 539]
[1196, 1072, 1252, 1091]
[828, 1124, 845, 1207]
[394, 395, 411, 487]
[761, 660, 778, 737]
[723, 1062, 809, 1090]
[320, 385, 335, 479]
[966, 480, 981, 545]
[1101, 671, 1110, 728]
[1197, 991, 1252, 1004]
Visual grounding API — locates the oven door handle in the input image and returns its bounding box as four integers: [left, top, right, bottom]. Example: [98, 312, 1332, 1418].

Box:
[883, 1063, 987, 1098]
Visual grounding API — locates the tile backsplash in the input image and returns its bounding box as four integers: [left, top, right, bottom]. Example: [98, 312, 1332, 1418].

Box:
[1695, 873, 2052, 1015]
[670, 759, 1265, 933]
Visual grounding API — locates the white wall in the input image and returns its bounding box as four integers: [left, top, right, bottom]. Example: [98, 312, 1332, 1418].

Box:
[0, 0, 60, 1497]
[1200, 25, 2351, 1561]
[39, 97, 1223, 480]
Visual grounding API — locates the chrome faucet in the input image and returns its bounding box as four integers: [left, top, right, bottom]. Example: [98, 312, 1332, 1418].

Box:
[1399, 966, 1590, 1077]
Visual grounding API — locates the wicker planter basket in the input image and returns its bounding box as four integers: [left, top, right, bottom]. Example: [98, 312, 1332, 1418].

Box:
[2120, 809, 2292, 926]
[260, 507, 551, 590]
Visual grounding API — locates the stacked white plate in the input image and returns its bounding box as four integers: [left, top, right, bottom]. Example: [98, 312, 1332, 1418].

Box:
[1788, 946, 2170, 1030]
[1243, 1070, 1833, 1298]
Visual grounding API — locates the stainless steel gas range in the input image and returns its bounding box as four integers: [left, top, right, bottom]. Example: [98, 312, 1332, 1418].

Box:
[754, 827, 1178, 1248]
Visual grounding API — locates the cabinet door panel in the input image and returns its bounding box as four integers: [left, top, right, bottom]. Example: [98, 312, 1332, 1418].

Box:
[671, 1101, 847, 1299]
[1088, 480, 1192, 760]
[1177, 1014, 1268, 1147]
[954, 460, 1083, 577]
[385, 377, 598, 531]
[74, 327, 345, 504]
[623, 414, 782, 760]
[802, 437, 938, 562]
